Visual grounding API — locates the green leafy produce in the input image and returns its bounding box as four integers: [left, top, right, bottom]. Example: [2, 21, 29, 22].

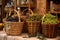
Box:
[42, 14, 58, 24]
[27, 14, 43, 21]
[37, 33, 46, 40]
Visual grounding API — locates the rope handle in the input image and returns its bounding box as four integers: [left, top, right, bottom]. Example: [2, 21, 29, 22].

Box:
[22, 8, 34, 16]
[42, 14, 46, 24]
[6, 9, 20, 22]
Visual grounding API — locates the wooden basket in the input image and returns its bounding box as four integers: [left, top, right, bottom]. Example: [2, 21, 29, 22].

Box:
[27, 21, 40, 36]
[41, 15, 58, 38]
[4, 9, 24, 36]
[26, 9, 41, 36]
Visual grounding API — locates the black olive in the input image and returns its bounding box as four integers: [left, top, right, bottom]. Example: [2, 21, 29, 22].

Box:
[20, 18, 24, 22]
[6, 16, 13, 21]
[6, 16, 19, 22]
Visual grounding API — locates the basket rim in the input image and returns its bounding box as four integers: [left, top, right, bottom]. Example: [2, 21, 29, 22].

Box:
[41, 23, 58, 25]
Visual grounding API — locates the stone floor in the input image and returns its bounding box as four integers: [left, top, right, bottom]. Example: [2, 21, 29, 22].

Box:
[0, 31, 60, 40]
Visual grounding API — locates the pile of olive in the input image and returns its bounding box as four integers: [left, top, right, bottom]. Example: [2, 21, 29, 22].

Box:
[43, 14, 58, 24]
[6, 16, 23, 22]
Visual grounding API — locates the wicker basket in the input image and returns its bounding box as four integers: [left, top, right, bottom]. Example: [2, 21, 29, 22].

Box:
[27, 21, 40, 36]
[26, 9, 41, 36]
[41, 15, 58, 38]
[42, 24, 57, 38]
[4, 9, 24, 36]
